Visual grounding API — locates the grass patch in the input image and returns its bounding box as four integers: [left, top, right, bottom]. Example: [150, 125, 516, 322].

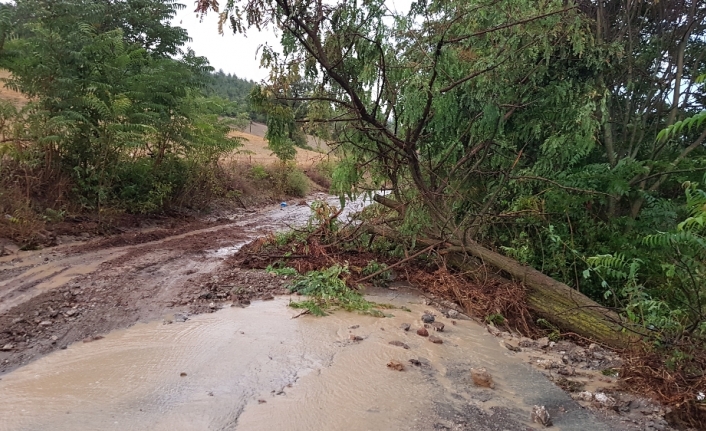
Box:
[265, 263, 298, 276]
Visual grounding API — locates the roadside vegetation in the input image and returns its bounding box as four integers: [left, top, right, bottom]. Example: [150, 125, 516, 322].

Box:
[199, 0, 706, 425]
[0, 0, 330, 246]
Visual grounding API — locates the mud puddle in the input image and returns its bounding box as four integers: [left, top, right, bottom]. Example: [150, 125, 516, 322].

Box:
[0, 289, 617, 431]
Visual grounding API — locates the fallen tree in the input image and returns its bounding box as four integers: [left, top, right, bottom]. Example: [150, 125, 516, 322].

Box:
[198, 0, 656, 350]
[366, 203, 641, 349]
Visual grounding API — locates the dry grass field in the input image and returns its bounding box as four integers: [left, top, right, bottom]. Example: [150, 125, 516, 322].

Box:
[0, 70, 29, 107]
[227, 129, 330, 167]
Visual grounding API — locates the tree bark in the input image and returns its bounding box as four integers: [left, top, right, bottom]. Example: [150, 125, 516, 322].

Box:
[442, 242, 639, 349]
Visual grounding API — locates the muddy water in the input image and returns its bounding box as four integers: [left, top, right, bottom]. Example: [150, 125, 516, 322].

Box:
[209, 192, 373, 258]
[0, 289, 611, 431]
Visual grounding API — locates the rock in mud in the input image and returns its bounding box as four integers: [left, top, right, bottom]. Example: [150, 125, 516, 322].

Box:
[537, 337, 550, 348]
[594, 392, 616, 407]
[349, 325, 360, 329]
[421, 314, 435, 324]
[470, 368, 495, 389]
[573, 391, 594, 402]
[416, 327, 429, 337]
[389, 341, 409, 349]
[258, 399, 267, 404]
[180, 372, 187, 377]
[400, 323, 411, 331]
[38, 320, 52, 327]
[531, 405, 552, 427]
[503, 341, 521, 352]
[387, 360, 405, 371]
[558, 366, 575, 376]
[1, 343, 14, 351]
[50, 335, 58, 343]
[447, 309, 459, 318]
[409, 359, 422, 367]
[430, 322, 444, 332]
[65, 309, 78, 317]
[428, 335, 443, 344]
[208, 302, 217, 309]
[349, 335, 364, 342]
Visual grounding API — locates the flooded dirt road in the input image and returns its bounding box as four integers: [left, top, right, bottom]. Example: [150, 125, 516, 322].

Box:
[0, 194, 359, 372]
[0, 195, 646, 430]
[1, 292, 618, 431]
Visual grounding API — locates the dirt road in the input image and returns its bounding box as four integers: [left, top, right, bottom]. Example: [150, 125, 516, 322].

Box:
[0, 196, 669, 430]
[0, 197, 331, 372]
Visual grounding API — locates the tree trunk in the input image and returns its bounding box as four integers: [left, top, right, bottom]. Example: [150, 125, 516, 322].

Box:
[442, 242, 639, 349]
[366, 215, 640, 349]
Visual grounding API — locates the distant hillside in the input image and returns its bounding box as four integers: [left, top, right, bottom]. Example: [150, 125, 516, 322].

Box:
[242, 121, 330, 153]
[208, 70, 264, 120]
[209, 70, 254, 102]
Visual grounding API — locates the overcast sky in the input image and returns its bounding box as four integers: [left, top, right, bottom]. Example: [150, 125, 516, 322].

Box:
[174, 6, 279, 82]
[174, 0, 413, 83]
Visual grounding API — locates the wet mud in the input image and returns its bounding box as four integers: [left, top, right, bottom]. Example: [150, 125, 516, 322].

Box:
[0, 193, 671, 430]
[1, 292, 620, 431]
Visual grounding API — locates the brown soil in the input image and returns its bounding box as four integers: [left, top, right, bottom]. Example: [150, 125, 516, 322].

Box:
[0, 201, 300, 373]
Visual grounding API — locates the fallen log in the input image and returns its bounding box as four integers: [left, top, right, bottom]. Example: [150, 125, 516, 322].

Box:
[366, 220, 640, 349]
[442, 242, 641, 349]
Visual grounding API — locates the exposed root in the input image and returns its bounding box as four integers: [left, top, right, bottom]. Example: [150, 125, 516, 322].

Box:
[621, 347, 706, 429]
[408, 268, 538, 336]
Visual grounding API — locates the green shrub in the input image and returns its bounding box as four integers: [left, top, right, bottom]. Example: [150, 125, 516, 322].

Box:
[288, 264, 387, 316]
[362, 260, 392, 287]
[285, 168, 310, 197]
[250, 164, 269, 180]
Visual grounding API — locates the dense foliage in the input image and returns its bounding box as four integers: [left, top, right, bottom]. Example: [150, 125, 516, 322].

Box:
[0, 0, 240, 216]
[200, 0, 706, 344]
[208, 70, 260, 122]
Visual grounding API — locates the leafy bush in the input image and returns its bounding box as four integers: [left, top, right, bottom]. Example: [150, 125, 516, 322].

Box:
[288, 264, 386, 316]
[0, 0, 240, 217]
[285, 168, 310, 197]
[362, 260, 392, 287]
[250, 164, 269, 180]
[265, 263, 298, 276]
[585, 181, 706, 342]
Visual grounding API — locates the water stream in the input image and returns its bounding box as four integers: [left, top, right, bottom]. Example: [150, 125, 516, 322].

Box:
[0, 290, 612, 431]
